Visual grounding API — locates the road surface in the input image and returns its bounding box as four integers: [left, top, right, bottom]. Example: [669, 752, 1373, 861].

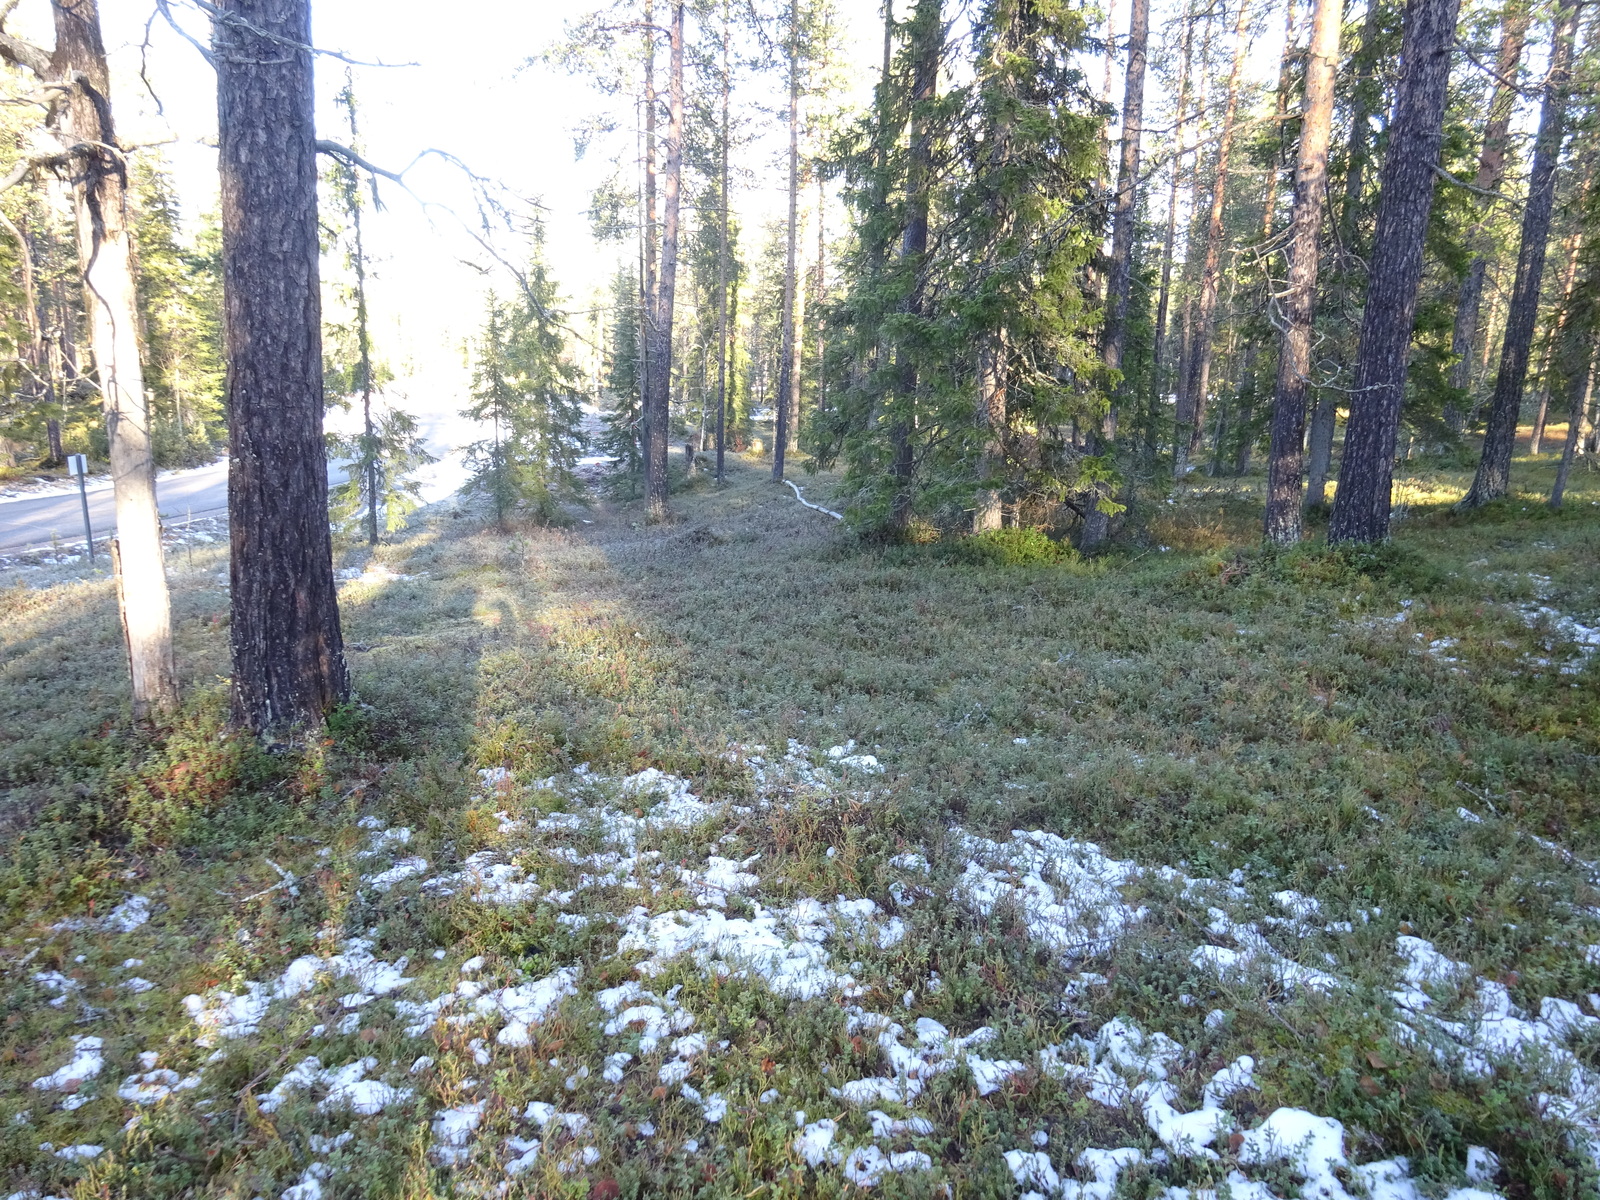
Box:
[0, 461, 232, 553]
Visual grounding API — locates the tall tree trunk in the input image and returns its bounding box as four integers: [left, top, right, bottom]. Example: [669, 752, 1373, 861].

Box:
[217, 0, 347, 731]
[773, 11, 801, 481]
[1081, 0, 1150, 549]
[1171, 7, 1215, 477]
[1307, 0, 1388, 508]
[644, 2, 683, 520]
[1176, 0, 1250, 476]
[1445, 0, 1529, 431]
[1100, 0, 1152, 412]
[888, 0, 941, 533]
[1263, 0, 1343, 544]
[1461, 0, 1579, 509]
[715, 0, 731, 485]
[974, 3, 1022, 534]
[1328, 0, 1463, 544]
[640, 0, 659, 502]
[52, 0, 178, 718]
[1147, 3, 1196, 461]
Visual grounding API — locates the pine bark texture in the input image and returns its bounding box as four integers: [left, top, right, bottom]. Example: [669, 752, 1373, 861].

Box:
[1461, 0, 1579, 509]
[1328, 0, 1463, 544]
[53, 0, 178, 718]
[216, 0, 348, 731]
[1263, 0, 1343, 544]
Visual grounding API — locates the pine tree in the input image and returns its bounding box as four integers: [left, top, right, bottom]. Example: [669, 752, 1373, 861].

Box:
[216, 0, 348, 732]
[321, 79, 434, 545]
[599, 266, 646, 494]
[463, 263, 589, 527]
[1329, 0, 1463, 544]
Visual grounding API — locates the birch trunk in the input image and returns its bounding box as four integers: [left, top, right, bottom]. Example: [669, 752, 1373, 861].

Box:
[53, 0, 178, 718]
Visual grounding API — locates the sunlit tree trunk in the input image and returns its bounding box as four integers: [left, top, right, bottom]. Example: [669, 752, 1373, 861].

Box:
[216, 0, 348, 731]
[53, 0, 178, 718]
[1329, 0, 1463, 543]
[1263, 0, 1343, 544]
[1461, 0, 1580, 509]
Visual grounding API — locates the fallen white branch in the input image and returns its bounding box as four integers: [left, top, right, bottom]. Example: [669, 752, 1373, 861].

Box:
[784, 479, 843, 521]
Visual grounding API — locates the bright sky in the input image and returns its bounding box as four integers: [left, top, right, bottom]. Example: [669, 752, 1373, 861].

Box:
[2, 0, 1301, 464]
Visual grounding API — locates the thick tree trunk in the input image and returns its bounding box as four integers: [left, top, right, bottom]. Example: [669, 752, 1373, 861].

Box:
[217, 0, 347, 732]
[644, 3, 683, 520]
[1445, 0, 1528, 428]
[774, 17, 802, 482]
[52, 0, 178, 718]
[1461, 0, 1579, 509]
[1263, 0, 1343, 545]
[1328, 0, 1463, 544]
[888, 0, 941, 533]
[1177, 0, 1250, 473]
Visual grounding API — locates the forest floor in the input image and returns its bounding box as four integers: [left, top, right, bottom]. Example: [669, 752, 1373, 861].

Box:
[2, 441, 1600, 1200]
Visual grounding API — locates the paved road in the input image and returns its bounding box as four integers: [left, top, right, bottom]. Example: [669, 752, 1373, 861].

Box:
[0, 462, 231, 553]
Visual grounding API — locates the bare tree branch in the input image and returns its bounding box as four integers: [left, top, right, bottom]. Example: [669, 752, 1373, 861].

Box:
[0, 26, 52, 77]
[154, 0, 216, 66]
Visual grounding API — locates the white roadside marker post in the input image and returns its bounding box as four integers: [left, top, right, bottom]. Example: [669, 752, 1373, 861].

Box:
[68, 454, 94, 567]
